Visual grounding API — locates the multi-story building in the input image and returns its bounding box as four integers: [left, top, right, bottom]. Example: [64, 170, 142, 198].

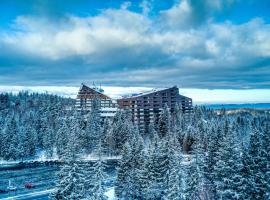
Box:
[117, 86, 192, 132]
[75, 83, 117, 117]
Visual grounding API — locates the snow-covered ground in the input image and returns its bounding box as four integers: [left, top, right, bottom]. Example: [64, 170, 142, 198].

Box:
[181, 154, 193, 165]
[82, 154, 121, 161]
[0, 152, 121, 165]
[105, 187, 116, 200]
[0, 150, 59, 165]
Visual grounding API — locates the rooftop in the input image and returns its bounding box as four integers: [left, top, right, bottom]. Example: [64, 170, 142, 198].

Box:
[120, 86, 177, 99]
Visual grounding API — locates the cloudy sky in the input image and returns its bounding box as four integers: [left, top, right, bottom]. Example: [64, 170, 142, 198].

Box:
[0, 0, 270, 103]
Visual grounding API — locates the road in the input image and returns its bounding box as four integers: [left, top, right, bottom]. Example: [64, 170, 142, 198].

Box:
[0, 189, 53, 200]
[0, 160, 118, 200]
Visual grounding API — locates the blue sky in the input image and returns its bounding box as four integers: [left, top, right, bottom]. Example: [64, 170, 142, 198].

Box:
[0, 0, 270, 103]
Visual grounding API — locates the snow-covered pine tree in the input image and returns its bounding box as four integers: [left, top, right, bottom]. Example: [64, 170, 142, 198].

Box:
[139, 148, 152, 199]
[165, 141, 183, 200]
[110, 110, 133, 153]
[51, 124, 86, 200]
[43, 126, 54, 158]
[158, 104, 171, 138]
[1, 115, 20, 160]
[84, 98, 102, 154]
[260, 124, 270, 199]
[129, 128, 145, 199]
[202, 125, 220, 198]
[245, 129, 265, 200]
[147, 134, 171, 199]
[116, 127, 145, 199]
[214, 127, 244, 199]
[88, 138, 108, 200]
[56, 120, 69, 159]
[185, 145, 203, 200]
[172, 103, 185, 146]
[182, 126, 195, 153]
[115, 142, 132, 198]
[101, 118, 112, 156]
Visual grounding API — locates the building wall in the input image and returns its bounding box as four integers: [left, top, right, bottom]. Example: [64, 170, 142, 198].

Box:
[75, 84, 117, 118]
[117, 86, 193, 132]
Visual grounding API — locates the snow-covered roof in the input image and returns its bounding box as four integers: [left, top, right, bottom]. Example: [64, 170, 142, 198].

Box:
[121, 87, 169, 98]
[100, 107, 118, 112]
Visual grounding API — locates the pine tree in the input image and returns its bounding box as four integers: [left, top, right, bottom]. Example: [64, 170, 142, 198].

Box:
[84, 98, 102, 153]
[51, 129, 86, 200]
[139, 149, 151, 199]
[147, 135, 170, 199]
[89, 139, 108, 200]
[185, 153, 202, 200]
[115, 127, 145, 199]
[43, 126, 54, 158]
[2, 115, 20, 160]
[244, 130, 264, 200]
[115, 142, 132, 198]
[158, 104, 171, 138]
[129, 128, 145, 199]
[56, 120, 69, 159]
[214, 128, 244, 199]
[165, 148, 183, 200]
[203, 125, 222, 194]
[260, 125, 270, 199]
[110, 110, 133, 153]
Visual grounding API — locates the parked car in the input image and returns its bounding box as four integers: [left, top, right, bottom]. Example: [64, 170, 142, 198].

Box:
[7, 185, 17, 192]
[7, 180, 17, 192]
[25, 182, 35, 189]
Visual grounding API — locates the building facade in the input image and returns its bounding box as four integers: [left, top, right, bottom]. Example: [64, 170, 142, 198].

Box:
[75, 83, 117, 117]
[117, 86, 193, 132]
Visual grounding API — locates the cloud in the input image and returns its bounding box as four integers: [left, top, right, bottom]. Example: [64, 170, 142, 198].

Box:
[159, 0, 236, 29]
[0, 0, 270, 89]
[140, 0, 153, 16]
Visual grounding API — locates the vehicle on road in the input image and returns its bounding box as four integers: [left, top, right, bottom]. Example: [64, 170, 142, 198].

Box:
[7, 180, 17, 192]
[25, 182, 35, 189]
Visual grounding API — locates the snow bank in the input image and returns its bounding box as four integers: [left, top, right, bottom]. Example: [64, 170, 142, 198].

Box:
[36, 150, 59, 162]
[0, 150, 59, 165]
[82, 154, 121, 161]
[0, 152, 121, 165]
[181, 154, 193, 165]
[105, 187, 116, 200]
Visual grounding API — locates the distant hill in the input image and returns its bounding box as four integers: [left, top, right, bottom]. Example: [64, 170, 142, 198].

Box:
[204, 103, 270, 110]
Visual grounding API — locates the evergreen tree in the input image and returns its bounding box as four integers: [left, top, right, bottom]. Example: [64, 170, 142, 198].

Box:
[260, 125, 270, 199]
[214, 129, 244, 199]
[185, 153, 202, 200]
[165, 149, 183, 200]
[115, 142, 132, 198]
[89, 139, 108, 200]
[51, 128, 86, 200]
[84, 98, 102, 153]
[110, 110, 133, 153]
[56, 120, 69, 159]
[244, 130, 265, 199]
[115, 127, 145, 199]
[158, 104, 171, 138]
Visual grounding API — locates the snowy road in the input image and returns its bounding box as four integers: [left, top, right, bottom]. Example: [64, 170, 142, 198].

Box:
[0, 189, 53, 200]
[0, 165, 57, 200]
[0, 160, 117, 200]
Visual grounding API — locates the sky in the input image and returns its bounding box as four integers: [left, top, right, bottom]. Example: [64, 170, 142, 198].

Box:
[0, 0, 270, 103]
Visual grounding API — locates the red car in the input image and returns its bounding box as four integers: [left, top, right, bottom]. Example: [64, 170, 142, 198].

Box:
[24, 183, 35, 189]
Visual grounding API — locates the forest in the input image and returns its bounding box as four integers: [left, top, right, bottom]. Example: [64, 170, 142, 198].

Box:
[0, 92, 269, 199]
